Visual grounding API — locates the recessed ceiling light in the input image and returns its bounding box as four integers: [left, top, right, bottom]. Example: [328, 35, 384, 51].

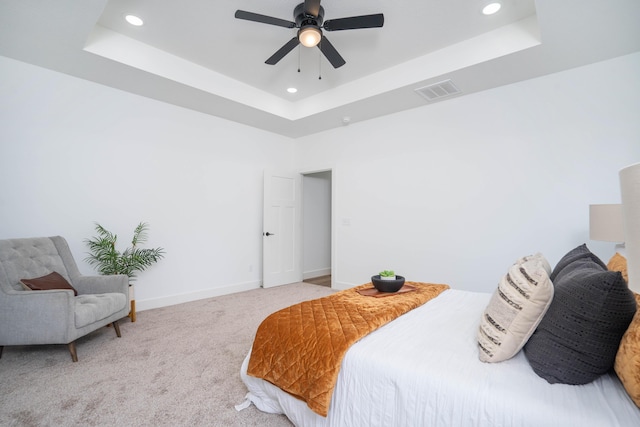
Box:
[125, 15, 144, 26]
[482, 3, 501, 15]
[287, 87, 297, 94]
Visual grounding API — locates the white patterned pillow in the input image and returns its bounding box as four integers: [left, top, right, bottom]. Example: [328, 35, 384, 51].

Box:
[515, 253, 552, 275]
[478, 254, 554, 363]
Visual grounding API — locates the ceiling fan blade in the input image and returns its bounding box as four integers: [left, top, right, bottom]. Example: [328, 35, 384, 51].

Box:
[323, 14, 384, 31]
[318, 36, 345, 68]
[265, 37, 300, 65]
[235, 10, 296, 28]
[303, 0, 322, 17]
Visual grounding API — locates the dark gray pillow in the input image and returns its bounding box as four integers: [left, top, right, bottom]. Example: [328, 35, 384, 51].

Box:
[524, 248, 636, 385]
[549, 243, 607, 282]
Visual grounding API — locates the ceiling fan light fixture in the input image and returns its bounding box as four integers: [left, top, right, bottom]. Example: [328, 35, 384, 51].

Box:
[235, 2, 382, 68]
[299, 26, 322, 48]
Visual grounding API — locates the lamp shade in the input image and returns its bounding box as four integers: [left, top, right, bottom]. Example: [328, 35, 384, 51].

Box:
[589, 204, 624, 242]
[620, 162, 640, 293]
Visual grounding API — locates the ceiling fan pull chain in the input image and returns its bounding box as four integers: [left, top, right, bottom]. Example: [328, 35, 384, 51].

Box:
[318, 45, 322, 80]
[298, 45, 301, 72]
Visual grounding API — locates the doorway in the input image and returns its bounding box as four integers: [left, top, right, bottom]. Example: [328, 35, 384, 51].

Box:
[302, 171, 332, 287]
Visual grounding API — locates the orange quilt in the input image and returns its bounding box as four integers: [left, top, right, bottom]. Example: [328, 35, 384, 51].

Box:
[247, 282, 449, 416]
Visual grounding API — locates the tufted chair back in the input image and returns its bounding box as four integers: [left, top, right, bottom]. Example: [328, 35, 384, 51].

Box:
[0, 237, 76, 293]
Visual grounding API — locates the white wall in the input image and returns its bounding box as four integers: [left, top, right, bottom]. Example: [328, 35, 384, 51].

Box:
[2, 52, 639, 306]
[295, 52, 640, 292]
[302, 171, 332, 278]
[0, 56, 295, 309]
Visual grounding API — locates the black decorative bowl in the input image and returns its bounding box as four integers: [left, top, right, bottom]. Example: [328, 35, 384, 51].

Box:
[371, 275, 405, 293]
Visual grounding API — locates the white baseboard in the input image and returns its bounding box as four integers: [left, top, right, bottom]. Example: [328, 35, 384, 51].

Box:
[135, 280, 262, 312]
[303, 268, 331, 280]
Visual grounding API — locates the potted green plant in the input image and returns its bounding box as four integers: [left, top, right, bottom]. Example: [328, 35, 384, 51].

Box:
[84, 222, 165, 322]
[84, 222, 165, 280]
[371, 270, 405, 293]
[379, 270, 396, 281]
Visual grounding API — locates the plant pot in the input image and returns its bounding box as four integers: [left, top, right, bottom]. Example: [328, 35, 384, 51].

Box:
[371, 275, 405, 293]
[380, 275, 396, 280]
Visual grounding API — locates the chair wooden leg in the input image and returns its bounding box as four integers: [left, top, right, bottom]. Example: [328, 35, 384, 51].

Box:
[128, 300, 136, 322]
[68, 342, 78, 362]
[0, 346, 3, 359]
[112, 320, 121, 337]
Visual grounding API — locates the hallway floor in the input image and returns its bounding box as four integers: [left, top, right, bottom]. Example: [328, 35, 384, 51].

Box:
[303, 275, 331, 287]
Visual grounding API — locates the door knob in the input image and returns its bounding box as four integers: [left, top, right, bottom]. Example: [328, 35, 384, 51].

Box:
[264, 232, 275, 236]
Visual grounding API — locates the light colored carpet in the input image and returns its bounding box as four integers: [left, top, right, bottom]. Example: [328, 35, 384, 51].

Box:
[0, 282, 336, 426]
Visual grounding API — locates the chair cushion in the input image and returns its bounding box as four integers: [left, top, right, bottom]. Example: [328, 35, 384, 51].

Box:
[20, 271, 78, 296]
[75, 293, 127, 328]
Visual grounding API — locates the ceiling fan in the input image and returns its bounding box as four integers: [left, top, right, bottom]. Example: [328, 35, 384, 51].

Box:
[234, 0, 384, 69]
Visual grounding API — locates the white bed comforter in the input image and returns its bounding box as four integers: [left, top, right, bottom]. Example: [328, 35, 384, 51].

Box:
[240, 289, 640, 427]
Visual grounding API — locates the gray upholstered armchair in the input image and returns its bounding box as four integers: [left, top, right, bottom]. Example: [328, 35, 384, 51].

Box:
[0, 236, 129, 362]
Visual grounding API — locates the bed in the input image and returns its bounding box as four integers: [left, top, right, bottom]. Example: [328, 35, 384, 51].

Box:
[238, 164, 640, 426]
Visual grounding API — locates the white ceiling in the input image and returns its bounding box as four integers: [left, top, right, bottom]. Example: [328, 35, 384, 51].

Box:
[1, 0, 639, 138]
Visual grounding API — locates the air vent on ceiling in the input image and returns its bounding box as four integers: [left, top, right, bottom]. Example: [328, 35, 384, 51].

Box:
[414, 80, 461, 102]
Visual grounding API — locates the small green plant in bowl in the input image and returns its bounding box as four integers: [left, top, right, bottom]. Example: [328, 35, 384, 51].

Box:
[379, 270, 396, 280]
[372, 270, 405, 292]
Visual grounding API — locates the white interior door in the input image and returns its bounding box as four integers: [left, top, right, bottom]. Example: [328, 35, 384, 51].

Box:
[263, 170, 302, 288]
